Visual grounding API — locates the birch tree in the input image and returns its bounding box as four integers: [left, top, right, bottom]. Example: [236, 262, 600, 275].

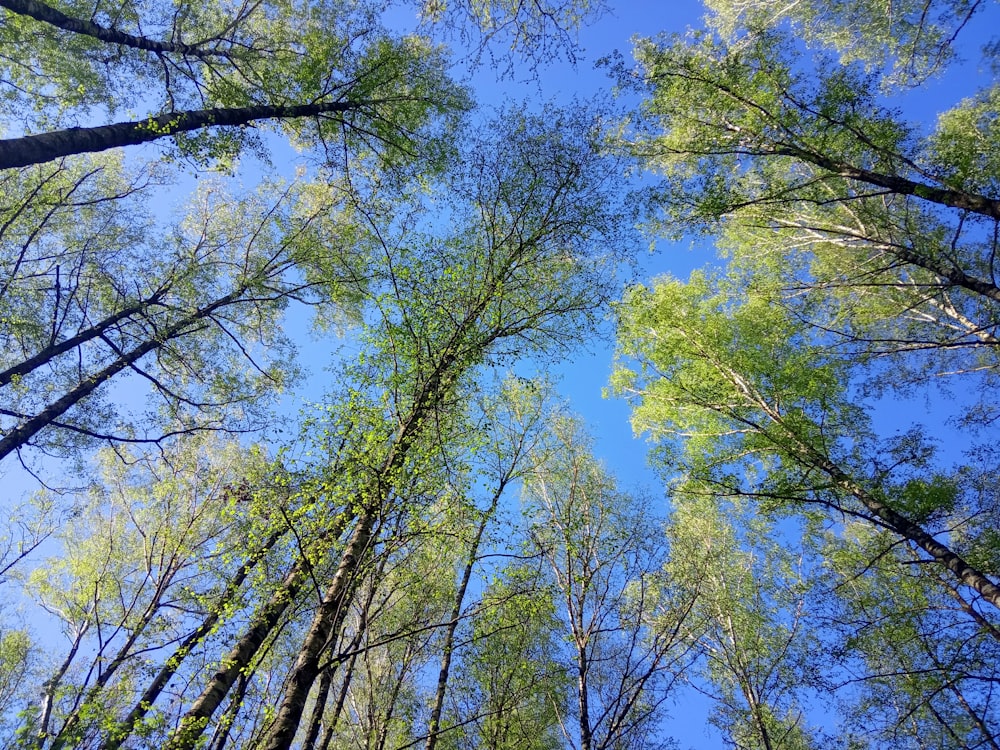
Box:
[60, 107, 624, 750]
[524, 415, 697, 750]
[618, 4, 1000, 415]
[612, 7, 1000, 743]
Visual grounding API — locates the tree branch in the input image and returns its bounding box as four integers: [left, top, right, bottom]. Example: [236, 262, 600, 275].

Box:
[0, 0, 235, 58]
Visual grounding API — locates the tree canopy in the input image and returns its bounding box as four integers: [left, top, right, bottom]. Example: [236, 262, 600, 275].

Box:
[610, 0, 1000, 745]
[1, 0, 999, 748]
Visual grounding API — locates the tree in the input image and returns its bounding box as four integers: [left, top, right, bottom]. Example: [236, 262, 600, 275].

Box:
[617, 6, 1000, 415]
[11, 433, 283, 749]
[663, 490, 824, 750]
[419, 377, 555, 750]
[456, 565, 569, 750]
[611, 14, 1000, 744]
[280, 379, 559, 750]
[242, 107, 624, 750]
[704, 0, 990, 86]
[522, 413, 697, 750]
[824, 521, 1000, 749]
[613, 266, 1000, 603]
[0, 165, 368, 465]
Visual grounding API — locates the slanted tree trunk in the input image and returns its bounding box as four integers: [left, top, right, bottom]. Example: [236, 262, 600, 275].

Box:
[0, 288, 243, 460]
[0, 0, 234, 57]
[0, 101, 363, 170]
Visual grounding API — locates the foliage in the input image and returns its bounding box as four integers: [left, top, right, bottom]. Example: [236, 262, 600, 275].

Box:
[523, 412, 695, 750]
[664, 491, 822, 750]
[613, 0, 1000, 746]
[704, 0, 990, 87]
[3, 0, 999, 748]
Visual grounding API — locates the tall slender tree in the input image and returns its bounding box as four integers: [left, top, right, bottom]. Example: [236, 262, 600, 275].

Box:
[523, 414, 697, 750]
[248, 107, 623, 750]
[15, 107, 621, 750]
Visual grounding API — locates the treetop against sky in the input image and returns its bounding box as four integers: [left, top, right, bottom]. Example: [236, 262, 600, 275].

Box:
[1, 0, 999, 749]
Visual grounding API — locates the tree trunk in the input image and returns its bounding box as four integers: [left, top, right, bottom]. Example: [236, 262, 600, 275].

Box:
[162, 556, 311, 750]
[0, 288, 240, 460]
[0, 101, 361, 170]
[259, 509, 378, 750]
[300, 662, 335, 750]
[0, 292, 165, 387]
[425, 485, 506, 750]
[101, 526, 286, 750]
[777, 143, 1000, 221]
